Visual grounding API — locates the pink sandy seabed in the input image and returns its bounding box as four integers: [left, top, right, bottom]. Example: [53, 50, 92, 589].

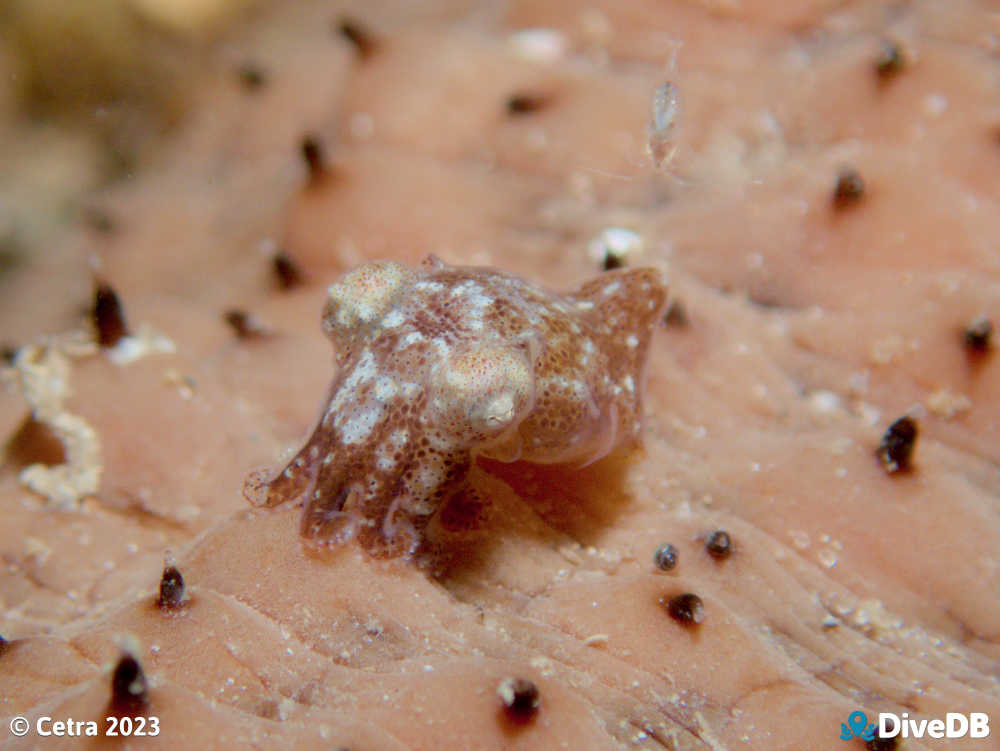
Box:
[1, 0, 999, 749]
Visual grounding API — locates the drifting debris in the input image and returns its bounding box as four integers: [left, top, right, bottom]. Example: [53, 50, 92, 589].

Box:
[497, 677, 540, 723]
[109, 650, 150, 717]
[157, 552, 187, 610]
[273, 250, 305, 290]
[964, 315, 993, 354]
[876, 416, 917, 474]
[588, 227, 642, 270]
[506, 92, 551, 116]
[653, 542, 678, 571]
[335, 18, 378, 60]
[663, 592, 704, 626]
[224, 309, 270, 339]
[832, 167, 865, 209]
[93, 282, 129, 348]
[648, 82, 680, 168]
[705, 530, 733, 559]
[875, 39, 906, 80]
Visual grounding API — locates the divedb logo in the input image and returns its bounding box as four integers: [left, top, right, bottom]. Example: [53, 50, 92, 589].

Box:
[840, 710, 991, 741]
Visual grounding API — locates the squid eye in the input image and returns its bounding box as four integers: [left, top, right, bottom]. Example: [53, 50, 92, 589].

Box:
[436, 347, 534, 439]
[322, 261, 414, 337]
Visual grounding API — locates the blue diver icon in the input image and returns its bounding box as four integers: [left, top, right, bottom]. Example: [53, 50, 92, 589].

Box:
[840, 710, 876, 741]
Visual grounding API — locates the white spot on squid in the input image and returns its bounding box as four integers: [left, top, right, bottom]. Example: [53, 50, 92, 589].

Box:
[381, 310, 405, 328]
[414, 281, 445, 293]
[339, 403, 385, 445]
[325, 349, 379, 420]
[376, 454, 396, 472]
[398, 331, 425, 349]
[374, 376, 398, 401]
[417, 464, 443, 491]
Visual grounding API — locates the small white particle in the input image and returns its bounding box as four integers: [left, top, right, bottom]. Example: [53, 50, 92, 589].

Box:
[923, 93, 948, 116]
[848, 370, 870, 395]
[349, 112, 375, 140]
[809, 390, 841, 413]
[509, 28, 566, 62]
[107, 327, 176, 366]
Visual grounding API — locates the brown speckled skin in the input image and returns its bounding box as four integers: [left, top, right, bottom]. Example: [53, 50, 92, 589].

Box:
[246, 256, 668, 558]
